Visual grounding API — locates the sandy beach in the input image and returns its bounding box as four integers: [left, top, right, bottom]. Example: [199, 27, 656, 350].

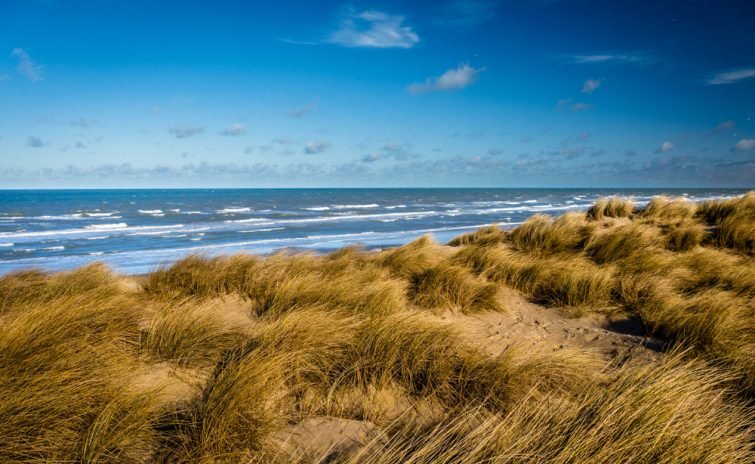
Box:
[0, 194, 752, 462]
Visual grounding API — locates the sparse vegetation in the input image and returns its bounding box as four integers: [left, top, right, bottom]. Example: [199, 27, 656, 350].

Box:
[0, 193, 753, 462]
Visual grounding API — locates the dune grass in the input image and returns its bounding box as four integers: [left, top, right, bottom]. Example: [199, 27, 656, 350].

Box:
[447, 224, 507, 247]
[697, 192, 755, 253]
[0, 192, 753, 462]
[586, 196, 635, 220]
[345, 356, 753, 464]
[141, 300, 246, 367]
[408, 262, 502, 313]
[451, 192, 755, 392]
[509, 212, 594, 255]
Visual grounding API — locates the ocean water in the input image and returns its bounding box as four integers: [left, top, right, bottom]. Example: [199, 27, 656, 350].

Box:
[0, 188, 746, 275]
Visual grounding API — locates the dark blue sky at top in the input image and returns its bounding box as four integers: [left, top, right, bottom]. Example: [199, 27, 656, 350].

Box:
[0, 0, 753, 187]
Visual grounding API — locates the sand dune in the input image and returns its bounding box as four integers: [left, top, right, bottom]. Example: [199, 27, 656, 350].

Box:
[0, 194, 752, 462]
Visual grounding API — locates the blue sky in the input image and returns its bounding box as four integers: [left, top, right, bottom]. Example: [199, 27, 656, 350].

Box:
[0, 0, 753, 188]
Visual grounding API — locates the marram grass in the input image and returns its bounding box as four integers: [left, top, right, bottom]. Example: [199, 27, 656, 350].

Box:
[0, 192, 752, 463]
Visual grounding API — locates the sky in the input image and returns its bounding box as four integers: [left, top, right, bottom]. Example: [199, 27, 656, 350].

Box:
[0, 0, 754, 188]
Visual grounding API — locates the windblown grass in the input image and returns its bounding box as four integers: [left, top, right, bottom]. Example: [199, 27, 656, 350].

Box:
[141, 300, 246, 367]
[698, 192, 755, 254]
[0, 262, 120, 313]
[0, 286, 153, 462]
[509, 212, 594, 255]
[453, 246, 614, 308]
[663, 218, 706, 251]
[143, 254, 258, 298]
[345, 356, 753, 464]
[408, 262, 501, 313]
[642, 195, 698, 221]
[341, 313, 598, 410]
[586, 196, 635, 220]
[1, 192, 753, 462]
[447, 225, 506, 247]
[162, 343, 290, 461]
[452, 192, 754, 391]
[373, 235, 445, 279]
[585, 222, 660, 264]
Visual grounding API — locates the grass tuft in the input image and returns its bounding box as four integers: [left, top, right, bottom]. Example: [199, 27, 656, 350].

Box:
[587, 196, 635, 220]
[642, 196, 697, 221]
[142, 299, 246, 367]
[448, 225, 507, 247]
[408, 262, 502, 313]
[509, 212, 594, 255]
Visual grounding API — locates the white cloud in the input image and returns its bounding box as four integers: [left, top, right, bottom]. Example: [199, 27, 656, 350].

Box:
[434, 1, 499, 27]
[408, 63, 484, 94]
[245, 144, 273, 155]
[288, 101, 317, 118]
[557, 98, 591, 112]
[706, 68, 755, 85]
[168, 125, 204, 139]
[733, 139, 755, 151]
[273, 137, 298, 145]
[26, 135, 46, 148]
[361, 143, 418, 163]
[221, 123, 246, 136]
[328, 10, 419, 49]
[11, 48, 43, 81]
[362, 152, 383, 163]
[715, 120, 736, 132]
[70, 117, 95, 128]
[304, 141, 330, 154]
[655, 141, 674, 153]
[581, 78, 601, 93]
[572, 53, 648, 64]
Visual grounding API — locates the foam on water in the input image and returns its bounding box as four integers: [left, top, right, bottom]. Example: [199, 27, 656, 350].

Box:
[332, 203, 379, 209]
[0, 188, 746, 275]
[217, 207, 253, 214]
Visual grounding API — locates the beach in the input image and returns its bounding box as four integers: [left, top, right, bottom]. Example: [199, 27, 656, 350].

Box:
[0, 193, 752, 462]
[0, 188, 747, 275]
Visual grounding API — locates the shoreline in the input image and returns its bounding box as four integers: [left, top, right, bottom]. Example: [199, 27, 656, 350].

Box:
[1, 193, 752, 462]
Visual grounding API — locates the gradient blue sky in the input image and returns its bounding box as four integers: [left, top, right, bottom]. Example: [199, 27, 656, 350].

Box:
[1, 0, 754, 188]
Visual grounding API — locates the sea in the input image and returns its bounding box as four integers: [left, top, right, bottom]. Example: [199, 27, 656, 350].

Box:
[0, 188, 747, 275]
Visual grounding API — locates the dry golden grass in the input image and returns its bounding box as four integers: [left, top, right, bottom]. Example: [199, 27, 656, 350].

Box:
[158, 344, 291, 461]
[663, 218, 706, 251]
[407, 262, 501, 313]
[372, 235, 446, 279]
[452, 192, 754, 391]
[698, 192, 755, 254]
[642, 195, 698, 221]
[141, 300, 246, 367]
[674, 247, 754, 297]
[447, 225, 507, 247]
[0, 278, 155, 462]
[585, 222, 660, 264]
[344, 356, 753, 464]
[0, 262, 120, 313]
[586, 196, 635, 220]
[338, 312, 599, 411]
[453, 246, 615, 309]
[143, 254, 259, 298]
[509, 212, 594, 255]
[0, 192, 753, 462]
